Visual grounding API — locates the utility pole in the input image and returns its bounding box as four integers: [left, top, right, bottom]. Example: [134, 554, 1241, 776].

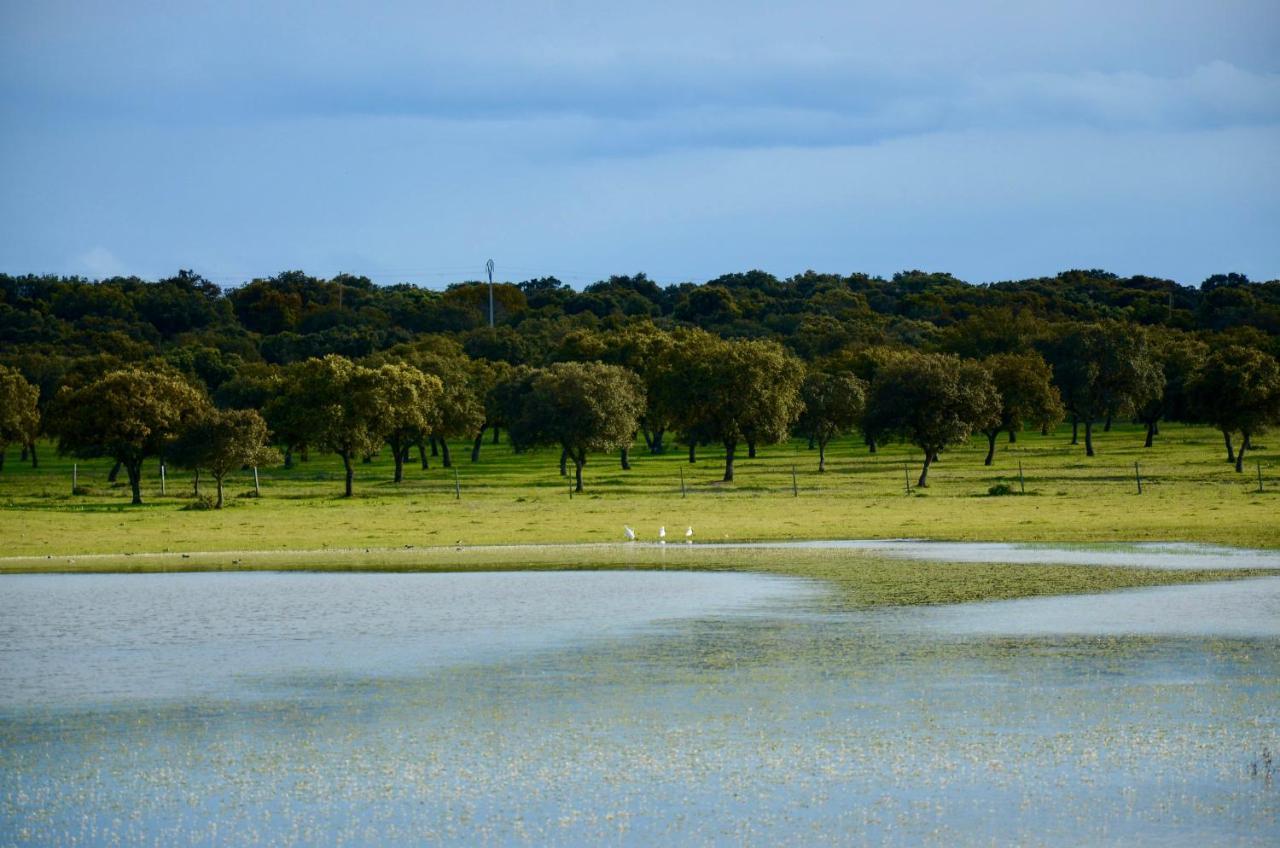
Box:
[485, 258, 495, 328]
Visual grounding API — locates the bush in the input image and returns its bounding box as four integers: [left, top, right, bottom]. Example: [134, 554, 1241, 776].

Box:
[236, 489, 260, 499]
[182, 494, 217, 511]
[71, 486, 91, 496]
[987, 482, 1015, 496]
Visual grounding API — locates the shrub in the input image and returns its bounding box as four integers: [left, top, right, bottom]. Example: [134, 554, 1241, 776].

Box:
[182, 494, 217, 511]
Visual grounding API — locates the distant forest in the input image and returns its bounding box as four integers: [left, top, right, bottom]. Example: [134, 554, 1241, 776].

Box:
[3, 268, 1277, 371]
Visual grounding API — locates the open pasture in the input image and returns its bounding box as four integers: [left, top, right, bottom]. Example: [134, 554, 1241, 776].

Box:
[2, 422, 1275, 565]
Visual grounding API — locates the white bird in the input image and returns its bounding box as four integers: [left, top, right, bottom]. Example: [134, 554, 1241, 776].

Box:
[685, 526, 694, 544]
[658, 526, 666, 544]
[624, 526, 636, 541]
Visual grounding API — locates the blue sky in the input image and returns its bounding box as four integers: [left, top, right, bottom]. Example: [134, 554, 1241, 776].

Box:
[2, 1, 1277, 288]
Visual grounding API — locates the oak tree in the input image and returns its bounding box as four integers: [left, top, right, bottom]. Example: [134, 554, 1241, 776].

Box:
[0, 365, 40, 473]
[863, 353, 1000, 487]
[798, 370, 867, 473]
[171, 408, 281, 508]
[506, 362, 645, 492]
[979, 352, 1063, 465]
[1189, 345, 1280, 472]
[52, 368, 208, 504]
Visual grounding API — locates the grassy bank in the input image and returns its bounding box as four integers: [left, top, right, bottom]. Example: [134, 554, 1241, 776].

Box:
[1, 542, 1273, 607]
[1, 422, 1277, 604]
[1, 422, 1275, 557]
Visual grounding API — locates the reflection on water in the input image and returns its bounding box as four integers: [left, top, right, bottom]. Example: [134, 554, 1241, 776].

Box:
[0, 571, 814, 708]
[1, 571, 1277, 846]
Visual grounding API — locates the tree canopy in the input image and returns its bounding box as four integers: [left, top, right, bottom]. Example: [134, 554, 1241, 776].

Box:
[170, 408, 281, 507]
[979, 352, 1063, 465]
[863, 352, 1000, 488]
[506, 361, 645, 492]
[798, 370, 867, 473]
[1189, 346, 1280, 472]
[657, 332, 804, 481]
[267, 355, 396, 496]
[0, 364, 40, 472]
[51, 368, 208, 503]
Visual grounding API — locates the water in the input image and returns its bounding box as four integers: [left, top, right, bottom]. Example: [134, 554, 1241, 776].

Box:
[0, 571, 812, 709]
[1, 570, 1277, 846]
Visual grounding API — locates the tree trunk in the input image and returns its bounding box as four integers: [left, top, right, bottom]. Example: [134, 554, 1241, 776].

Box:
[747, 440, 757, 459]
[1040, 423, 1049, 436]
[1070, 417, 1079, 445]
[620, 446, 631, 471]
[1224, 430, 1235, 463]
[1008, 430, 1017, 443]
[126, 461, 143, 505]
[651, 429, 665, 454]
[393, 444, 405, 483]
[194, 468, 200, 497]
[215, 475, 225, 509]
[985, 431, 997, 466]
[808, 433, 816, 450]
[723, 441, 736, 482]
[418, 440, 429, 469]
[688, 442, 697, 464]
[642, 427, 654, 451]
[1144, 421, 1155, 448]
[108, 461, 122, 482]
[1153, 421, 1160, 435]
[0, 450, 5, 471]
[559, 447, 568, 477]
[284, 446, 293, 469]
[471, 431, 484, 463]
[341, 451, 354, 497]
[1235, 433, 1247, 473]
[430, 436, 439, 457]
[917, 452, 932, 488]
[492, 426, 501, 444]
[818, 439, 826, 473]
[1104, 414, 1112, 432]
[1243, 433, 1252, 450]
[19, 444, 26, 461]
[440, 440, 452, 468]
[1084, 420, 1095, 457]
[361, 454, 372, 464]
[27, 443, 37, 466]
[573, 450, 585, 493]
[300, 445, 309, 462]
[867, 437, 877, 454]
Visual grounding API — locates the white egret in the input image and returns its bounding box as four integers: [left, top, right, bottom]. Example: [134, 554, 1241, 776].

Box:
[685, 526, 694, 544]
[624, 526, 636, 541]
[658, 526, 666, 544]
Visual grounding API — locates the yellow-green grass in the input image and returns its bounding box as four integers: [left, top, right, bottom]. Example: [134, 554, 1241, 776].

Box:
[2, 423, 1277, 604]
[2, 422, 1274, 555]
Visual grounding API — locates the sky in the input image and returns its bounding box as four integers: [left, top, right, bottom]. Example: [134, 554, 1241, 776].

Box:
[1, 0, 1278, 289]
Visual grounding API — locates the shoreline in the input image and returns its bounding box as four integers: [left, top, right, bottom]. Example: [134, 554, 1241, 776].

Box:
[4, 539, 1278, 608]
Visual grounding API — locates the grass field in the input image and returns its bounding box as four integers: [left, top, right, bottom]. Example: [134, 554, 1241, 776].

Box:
[2, 422, 1275, 552]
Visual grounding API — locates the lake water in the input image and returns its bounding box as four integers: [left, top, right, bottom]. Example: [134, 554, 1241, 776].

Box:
[1, 569, 1277, 846]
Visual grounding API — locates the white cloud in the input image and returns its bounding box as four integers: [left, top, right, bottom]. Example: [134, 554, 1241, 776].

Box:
[75, 246, 127, 279]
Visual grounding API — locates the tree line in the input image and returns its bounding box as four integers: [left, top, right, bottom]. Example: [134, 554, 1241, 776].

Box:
[3, 312, 1278, 503]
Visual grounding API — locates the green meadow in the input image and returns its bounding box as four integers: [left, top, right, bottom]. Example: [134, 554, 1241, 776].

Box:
[2, 421, 1276, 603]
